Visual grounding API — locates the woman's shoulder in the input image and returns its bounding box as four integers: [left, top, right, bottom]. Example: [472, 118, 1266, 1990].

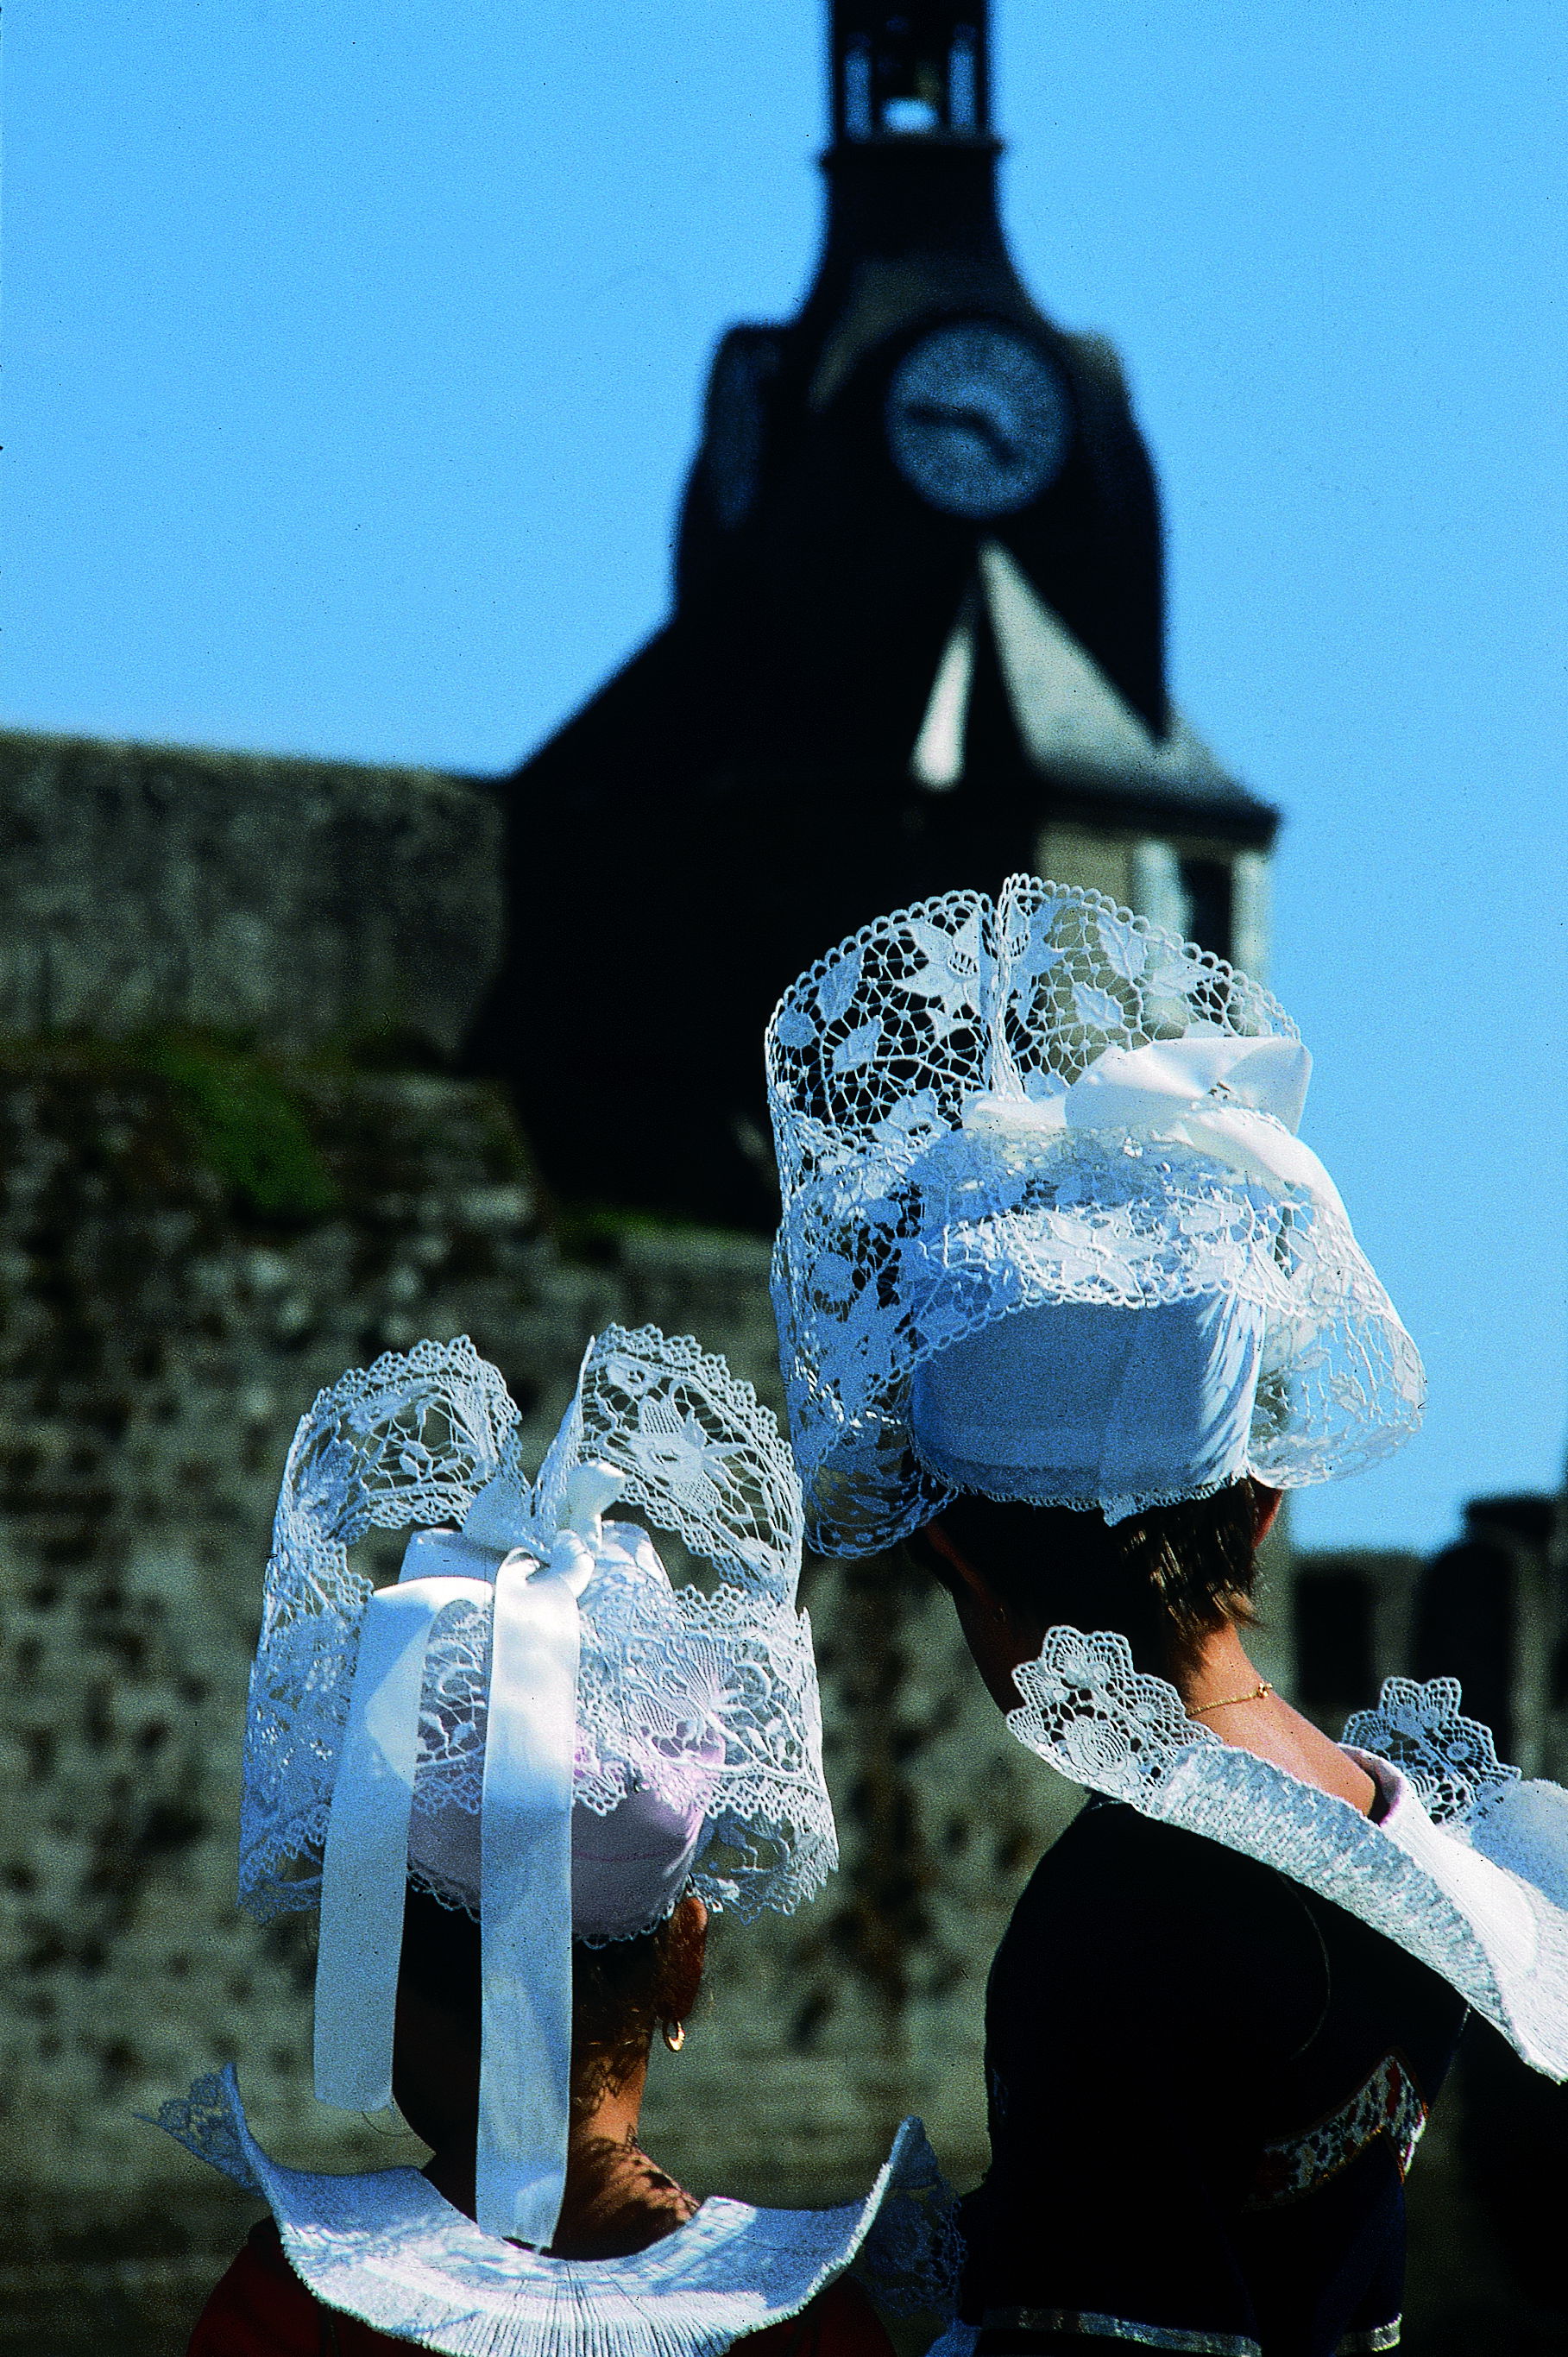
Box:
[1030, 1794, 1291, 1905]
[988, 1805, 1332, 2087]
[1006, 1801, 1327, 2001]
[186, 2222, 317, 2357]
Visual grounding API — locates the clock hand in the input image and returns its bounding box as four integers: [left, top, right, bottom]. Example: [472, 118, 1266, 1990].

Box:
[905, 400, 1021, 469]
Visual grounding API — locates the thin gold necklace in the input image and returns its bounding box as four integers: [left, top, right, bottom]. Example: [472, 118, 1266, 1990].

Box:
[1190, 1679, 1274, 1715]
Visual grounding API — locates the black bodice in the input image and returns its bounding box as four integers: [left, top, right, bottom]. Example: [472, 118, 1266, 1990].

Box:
[959, 1801, 1469, 2357]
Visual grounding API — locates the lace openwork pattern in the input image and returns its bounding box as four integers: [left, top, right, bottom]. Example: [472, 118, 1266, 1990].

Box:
[765, 876, 1424, 1557]
[1341, 1678, 1521, 1824]
[140, 2069, 262, 2193]
[242, 1327, 835, 1931]
[1007, 1627, 1224, 1798]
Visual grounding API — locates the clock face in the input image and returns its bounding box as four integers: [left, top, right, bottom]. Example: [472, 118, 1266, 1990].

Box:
[885, 322, 1072, 519]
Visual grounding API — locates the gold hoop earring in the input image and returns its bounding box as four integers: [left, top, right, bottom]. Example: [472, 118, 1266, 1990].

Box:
[662, 2020, 686, 2054]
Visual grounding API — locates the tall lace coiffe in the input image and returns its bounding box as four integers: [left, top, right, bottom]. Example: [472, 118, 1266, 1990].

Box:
[766, 875, 1424, 1553]
[242, 1325, 836, 2247]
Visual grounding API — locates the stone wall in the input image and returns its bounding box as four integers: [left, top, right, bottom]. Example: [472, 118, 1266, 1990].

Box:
[0, 732, 501, 1058]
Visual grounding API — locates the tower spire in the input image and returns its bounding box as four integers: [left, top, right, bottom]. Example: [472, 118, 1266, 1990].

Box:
[807, 0, 1014, 337]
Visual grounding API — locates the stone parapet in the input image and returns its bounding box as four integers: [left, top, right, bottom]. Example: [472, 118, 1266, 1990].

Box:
[0, 732, 502, 1058]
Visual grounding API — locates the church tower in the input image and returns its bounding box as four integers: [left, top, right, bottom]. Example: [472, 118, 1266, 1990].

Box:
[472, 1, 1278, 1228]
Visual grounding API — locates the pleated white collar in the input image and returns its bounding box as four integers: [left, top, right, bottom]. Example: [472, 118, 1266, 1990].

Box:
[1007, 1635, 1568, 2079]
[151, 2067, 948, 2357]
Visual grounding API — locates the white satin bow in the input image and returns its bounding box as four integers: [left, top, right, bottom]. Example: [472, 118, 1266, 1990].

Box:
[964, 1033, 1343, 1219]
[314, 1459, 624, 2247]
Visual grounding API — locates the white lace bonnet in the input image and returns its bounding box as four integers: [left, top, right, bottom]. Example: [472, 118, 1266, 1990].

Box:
[241, 1325, 835, 2247]
[766, 875, 1424, 1554]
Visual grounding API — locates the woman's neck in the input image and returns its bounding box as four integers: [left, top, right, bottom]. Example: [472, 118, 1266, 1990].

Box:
[1180, 1621, 1377, 1816]
[421, 2058, 698, 2257]
[1180, 1618, 1273, 1717]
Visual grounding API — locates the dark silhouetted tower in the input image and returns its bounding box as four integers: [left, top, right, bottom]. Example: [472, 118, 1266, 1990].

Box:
[471, 1, 1278, 1227]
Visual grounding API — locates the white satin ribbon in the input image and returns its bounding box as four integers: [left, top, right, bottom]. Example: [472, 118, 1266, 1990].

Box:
[314, 1572, 493, 2111]
[475, 1528, 593, 2245]
[965, 1034, 1344, 1219]
[313, 1457, 626, 2250]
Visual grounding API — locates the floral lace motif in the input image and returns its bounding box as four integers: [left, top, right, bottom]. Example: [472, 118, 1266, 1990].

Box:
[1008, 1628, 1222, 1798]
[1340, 1678, 1520, 1824]
[242, 1327, 834, 1931]
[139, 2070, 262, 2193]
[1248, 2053, 1428, 2209]
[766, 876, 1423, 1557]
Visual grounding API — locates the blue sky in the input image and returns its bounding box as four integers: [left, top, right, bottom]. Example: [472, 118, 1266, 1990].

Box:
[4, 2, 1565, 1551]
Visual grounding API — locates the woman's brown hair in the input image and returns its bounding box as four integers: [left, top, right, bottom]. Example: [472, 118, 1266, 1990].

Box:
[907, 1480, 1266, 1680]
[397, 1886, 706, 2120]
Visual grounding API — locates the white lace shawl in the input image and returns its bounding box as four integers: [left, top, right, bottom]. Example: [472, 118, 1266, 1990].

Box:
[1008, 1635, 1568, 2078]
[242, 1327, 836, 1932]
[149, 2068, 958, 2357]
[766, 877, 1423, 1557]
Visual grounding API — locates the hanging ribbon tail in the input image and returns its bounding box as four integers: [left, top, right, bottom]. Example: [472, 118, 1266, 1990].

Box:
[314, 1574, 493, 2112]
[475, 1547, 584, 2246]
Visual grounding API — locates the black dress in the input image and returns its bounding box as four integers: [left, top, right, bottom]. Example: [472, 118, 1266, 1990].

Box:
[957, 1800, 1469, 2356]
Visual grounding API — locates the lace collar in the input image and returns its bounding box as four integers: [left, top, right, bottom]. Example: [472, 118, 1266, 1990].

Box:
[150, 2068, 954, 2357]
[1007, 1631, 1568, 2080]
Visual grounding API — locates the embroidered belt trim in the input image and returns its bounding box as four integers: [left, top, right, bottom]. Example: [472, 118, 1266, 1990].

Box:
[1248, 2051, 1427, 2209]
[1335, 2327, 1401, 2354]
[980, 2310, 1260, 2354]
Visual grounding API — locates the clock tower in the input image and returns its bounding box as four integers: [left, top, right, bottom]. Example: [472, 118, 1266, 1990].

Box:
[472, 1, 1278, 1228]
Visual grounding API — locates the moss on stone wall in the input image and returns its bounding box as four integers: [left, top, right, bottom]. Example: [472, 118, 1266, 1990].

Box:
[145, 1042, 337, 1220]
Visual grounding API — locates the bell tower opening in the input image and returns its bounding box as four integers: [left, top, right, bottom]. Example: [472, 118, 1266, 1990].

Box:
[832, 3, 992, 144]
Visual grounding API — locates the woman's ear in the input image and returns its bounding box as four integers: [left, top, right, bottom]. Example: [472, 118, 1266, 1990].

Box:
[917, 1516, 992, 1604]
[1250, 1483, 1285, 1548]
[665, 1893, 708, 2026]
